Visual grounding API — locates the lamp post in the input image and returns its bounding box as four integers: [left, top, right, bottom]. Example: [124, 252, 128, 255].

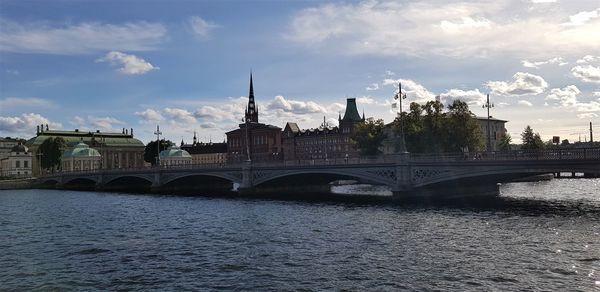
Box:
[154, 125, 162, 167]
[244, 117, 251, 162]
[321, 116, 329, 161]
[482, 94, 494, 152]
[395, 82, 408, 153]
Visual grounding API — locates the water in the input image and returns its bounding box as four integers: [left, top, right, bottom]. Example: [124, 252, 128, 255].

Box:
[1, 179, 599, 291]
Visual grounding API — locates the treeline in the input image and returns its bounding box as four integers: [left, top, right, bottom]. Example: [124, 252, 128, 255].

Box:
[352, 100, 485, 154]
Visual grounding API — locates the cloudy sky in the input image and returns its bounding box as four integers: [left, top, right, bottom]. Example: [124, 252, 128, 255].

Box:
[1, 0, 599, 144]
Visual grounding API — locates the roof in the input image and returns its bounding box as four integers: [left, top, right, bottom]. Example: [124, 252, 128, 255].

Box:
[284, 122, 300, 133]
[26, 130, 144, 148]
[342, 98, 362, 122]
[226, 122, 282, 135]
[159, 146, 192, 158]
[181, 142, 227, 154]
[62, 142, 101, 158]
[11, 143, 28, 153]
[476, 116, 508, 123]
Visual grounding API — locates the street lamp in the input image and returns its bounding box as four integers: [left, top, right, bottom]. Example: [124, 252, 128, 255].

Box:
[394, 82, 408, 153]
[482, 94, 494, 152]
[154, 125, 162, 167]
[321, 116, 329, 161]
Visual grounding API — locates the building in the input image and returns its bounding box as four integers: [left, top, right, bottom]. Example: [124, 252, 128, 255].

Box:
[181, 133, 228, 165]
[25, 125, 145, 175]
[0, 137, 23, 161]
[282, 98, 365, 161]
[226, 74, 282, 163]
[159, 146, 192, 167]
[61, 142, 102, 172]
[0, 142, 33, 178]
[477, 116, 508, 151]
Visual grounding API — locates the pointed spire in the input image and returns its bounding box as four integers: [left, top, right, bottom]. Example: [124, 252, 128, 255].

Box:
[362, 110, 365, 121]
[245, 72, 259, 123]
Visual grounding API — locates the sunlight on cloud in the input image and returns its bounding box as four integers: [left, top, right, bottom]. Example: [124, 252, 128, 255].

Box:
[571, 64, 600, 83]
[189, 16, 219, 38]
[0, 113, 62, 137]
[97, 51, 159, 75]
[0, 97, 55, 109]
[486, 72, 548, 96]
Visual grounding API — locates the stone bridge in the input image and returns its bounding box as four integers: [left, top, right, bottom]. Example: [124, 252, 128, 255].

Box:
[37, 148, 600, 198]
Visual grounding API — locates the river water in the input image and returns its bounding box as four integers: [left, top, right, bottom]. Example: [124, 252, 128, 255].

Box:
[1, 179, 599, 291]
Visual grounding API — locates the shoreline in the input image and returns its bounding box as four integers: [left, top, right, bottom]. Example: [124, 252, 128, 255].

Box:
[0, 178, 35, 190]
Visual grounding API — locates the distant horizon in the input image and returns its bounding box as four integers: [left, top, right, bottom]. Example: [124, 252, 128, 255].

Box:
[1, 0, 599, 144]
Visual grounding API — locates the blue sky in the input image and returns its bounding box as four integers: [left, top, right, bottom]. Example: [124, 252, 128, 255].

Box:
[1, 0, 599, 144]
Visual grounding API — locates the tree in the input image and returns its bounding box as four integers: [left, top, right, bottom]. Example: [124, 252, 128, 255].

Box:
[351, 118, 387, 156]
[421, 100, 446, 153]
[445, 100, 484, 152]
[144, 139, 173, 166]
[561, 139, 570, 147]
[497, 133, 512, 151]
[520, 125, 544, 150]
[37, 137, 66, 172]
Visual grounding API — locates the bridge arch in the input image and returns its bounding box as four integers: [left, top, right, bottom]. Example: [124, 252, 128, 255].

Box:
[103, 174, 154, 186]
[252, 168, 396, 188]
[161, 173, 241, 186]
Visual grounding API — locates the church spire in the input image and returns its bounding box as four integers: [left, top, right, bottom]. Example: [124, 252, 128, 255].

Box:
[245, 73, 259, 123]
[193, 130, 197, 145]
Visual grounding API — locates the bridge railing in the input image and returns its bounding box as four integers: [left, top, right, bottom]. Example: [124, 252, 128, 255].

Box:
[40, 147, 600, 178]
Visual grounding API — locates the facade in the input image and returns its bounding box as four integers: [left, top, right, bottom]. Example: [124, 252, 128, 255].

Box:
[0, 143, 33, 178]
[282, 98, 365, 161]
[159, 146, 192, 166]
[61, 142, 102, 172]
[0, 137, 22, 161]
[26, 125, 145, 175]
[477, 116, 508, 151]
[226, 75, 282, 163]
[181, 133, 227, 165]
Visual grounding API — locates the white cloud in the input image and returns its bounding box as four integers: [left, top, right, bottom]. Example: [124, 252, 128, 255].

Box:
[382, 78, 435, 102]
[439, 88, 486, 106]
[163, 108, 197, 124]
[521, 57, 567, 68]
[571, 65, 600, 83]
[267, 95, 328, 114]
[365, 83, 379, 91]
[576, 55, 600, 64]
[577, 113, 598, 119]
[486, 72, 548, 96]
[0, 19, 166, 55]
[530, 0, 557, 3]
[71, 115, 125, 131]
[356, 96, 375, 104]
[0, 97, 55, 109]
[135, 109, 164, 123]
[286, 1, 600, 58]
[97, 51, 158, 75]
[593, 91, 600, 97]
[518, 100, 533, 107]
[385, 70, 395, 76]
[546, 85, 580, 107]
[0, 113, 62, 137]
[189, 16, 219, 38]
[564, 9, 600, 26]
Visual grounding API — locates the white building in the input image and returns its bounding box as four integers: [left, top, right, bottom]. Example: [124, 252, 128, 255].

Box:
[61, 142, 102, 172]
[159, 146, 192, 167]
[476, 117, 508, 151]
[0, 143, 33, 178]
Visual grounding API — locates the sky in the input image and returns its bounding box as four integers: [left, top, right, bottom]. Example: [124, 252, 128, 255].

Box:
[1, 0, 599, 145]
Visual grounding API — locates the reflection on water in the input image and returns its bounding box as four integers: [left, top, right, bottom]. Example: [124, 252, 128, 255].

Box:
[0, 178, 599, 291]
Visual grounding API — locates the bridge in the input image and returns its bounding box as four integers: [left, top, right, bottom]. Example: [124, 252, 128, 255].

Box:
[37, 148, 600, 198]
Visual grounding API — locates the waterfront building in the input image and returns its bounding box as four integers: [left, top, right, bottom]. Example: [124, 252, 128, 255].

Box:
[282, 98, 365, 161]
[61, 142, 101, 172]
[159, 146, 192, 166]
[0, 142, 33, 178]
[0, 137, 23, 161]
[26, 126, 145, 175]
[476, 117, 508, 151]
[181, 133, 227, 165]
[226, 75, 282, 163]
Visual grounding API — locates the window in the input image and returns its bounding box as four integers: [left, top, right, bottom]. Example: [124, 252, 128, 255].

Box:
[24, 161, 28, 168]
[16, 161, 20, 168]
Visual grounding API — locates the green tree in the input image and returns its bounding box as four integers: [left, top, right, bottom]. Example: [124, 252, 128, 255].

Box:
[144, 139, 173, 166]
[37, 137, 66, 172]
[445, 100, 484, 152]
[351, 118, 387, 156]
[560, 139, 570, 147]
[520, 125, 544, 150]
[421, 100, 446, 153]
[497, 133, 512, 151]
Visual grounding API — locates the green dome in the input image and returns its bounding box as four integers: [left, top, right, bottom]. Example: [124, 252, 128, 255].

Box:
[159, 146, 191, 158]
[62, 142, 101, 158]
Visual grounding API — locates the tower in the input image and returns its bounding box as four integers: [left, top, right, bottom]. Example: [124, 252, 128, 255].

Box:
[245, 74, 259, 123]
[193, 130, 197, 145]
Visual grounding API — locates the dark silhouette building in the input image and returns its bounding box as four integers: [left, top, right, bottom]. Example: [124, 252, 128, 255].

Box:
[282, 98, 365, 162]
[226, 74, 282, 163]
[181, 131, 228, 165]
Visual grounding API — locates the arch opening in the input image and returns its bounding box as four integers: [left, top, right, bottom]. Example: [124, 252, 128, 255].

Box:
[161, 175, 235, 195]
[101, 176, 153, 192]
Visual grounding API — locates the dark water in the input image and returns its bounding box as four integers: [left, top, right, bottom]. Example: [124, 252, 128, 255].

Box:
[1, 179, 599, 291]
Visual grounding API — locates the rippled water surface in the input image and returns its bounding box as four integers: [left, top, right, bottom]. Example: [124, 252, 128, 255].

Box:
[1, 179, 599, 291]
